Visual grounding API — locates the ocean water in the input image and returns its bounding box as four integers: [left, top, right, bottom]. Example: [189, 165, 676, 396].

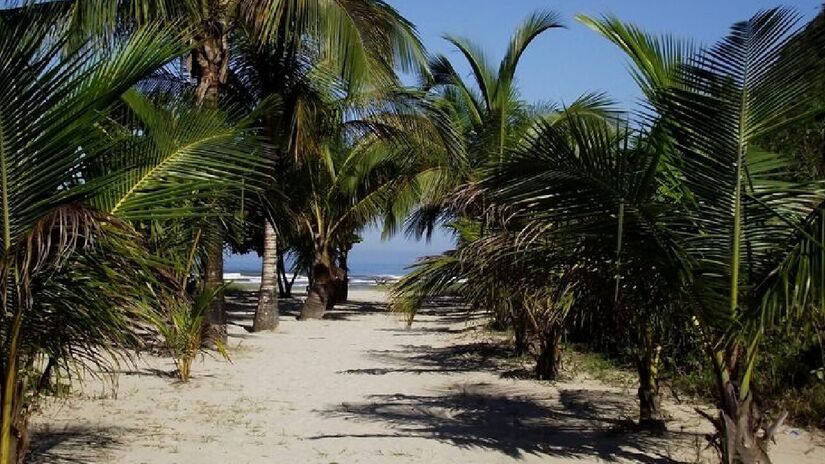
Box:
[224, 229, 453, 287]
[223, 254, 407, 288]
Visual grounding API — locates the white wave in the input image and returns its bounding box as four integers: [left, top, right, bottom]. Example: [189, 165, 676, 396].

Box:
[224, 272, 402, 286]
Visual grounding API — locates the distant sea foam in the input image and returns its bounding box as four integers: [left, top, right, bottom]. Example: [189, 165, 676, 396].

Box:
[224, 252, 417, 287]
[223, 271, 402, 287]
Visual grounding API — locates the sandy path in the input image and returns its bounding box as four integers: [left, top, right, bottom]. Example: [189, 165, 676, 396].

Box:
[28, 290, 825, 463]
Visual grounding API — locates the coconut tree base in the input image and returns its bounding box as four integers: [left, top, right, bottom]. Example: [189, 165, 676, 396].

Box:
[638, 385, 666, 433]
[716, 393, 779, 464]
[253, 287, 279, 331]
[298, 288, 328, 320]
[535, 327, 562, 380]
[252, 222, 279, 332]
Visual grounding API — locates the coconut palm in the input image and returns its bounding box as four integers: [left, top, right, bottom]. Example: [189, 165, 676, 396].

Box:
[189, 0, 430, 330]
[391, 10, 621, 380]
[655, 10, 824, 461]
[0, 8, 187, 462]
[0, 4, 274, 460]
[403, 10, 563, 237]
[34, 0, 428, 334]
[275, 84, 459, 320]
[477, 110, 685, 428]
[581, 9, 825, 461]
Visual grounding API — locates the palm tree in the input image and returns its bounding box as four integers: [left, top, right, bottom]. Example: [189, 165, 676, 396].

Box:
[391, 11, 619, 382]
[36, 0, 427, 334]
[581, 9, 825, 461]
[0, 4, 272, 460]
[0, 8, 187, 462]
[477, 111, 684, 428]
[277, 84, 458, 320]
[202, 2, 430, 331]
[659, 10, 824, 461]
[404, 10, 564, 237]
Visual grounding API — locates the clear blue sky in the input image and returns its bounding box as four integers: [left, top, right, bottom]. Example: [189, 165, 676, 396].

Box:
[229, 0, 824, 274]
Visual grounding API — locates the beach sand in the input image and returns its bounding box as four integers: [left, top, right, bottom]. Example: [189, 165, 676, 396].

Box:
[28, 289, 825, 463]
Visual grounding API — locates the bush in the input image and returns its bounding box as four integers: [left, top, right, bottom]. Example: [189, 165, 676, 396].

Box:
[152, 287, 229, 382]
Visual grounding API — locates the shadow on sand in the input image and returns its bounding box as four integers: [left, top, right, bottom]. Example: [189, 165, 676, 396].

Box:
[311, 383, 700, 463]
[225, 290, 390, 329]
[27, 426, 125, 464]
[323, 301, 703, 463]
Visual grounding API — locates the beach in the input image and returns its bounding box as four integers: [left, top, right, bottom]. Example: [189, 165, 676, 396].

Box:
[27, 290, 825, 463]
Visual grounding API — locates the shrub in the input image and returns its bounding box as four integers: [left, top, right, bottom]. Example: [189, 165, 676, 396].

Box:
[152, 287, 229, 382]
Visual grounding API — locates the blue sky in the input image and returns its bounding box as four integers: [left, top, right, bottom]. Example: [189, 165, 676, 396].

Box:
[228, 0, 824, 274]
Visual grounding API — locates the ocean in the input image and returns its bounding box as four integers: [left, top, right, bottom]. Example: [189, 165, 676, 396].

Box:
[224, 252, 420, 288]
[224, 230, 453, 288]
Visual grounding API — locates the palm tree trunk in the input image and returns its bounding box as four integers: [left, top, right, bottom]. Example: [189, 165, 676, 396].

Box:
[0, 302, 32, 464]
[335, 247, 350, 303]
[712, 351, 776, 464]
[512, 306, 529, 356]
[192, 24, 230, 104]
[299, 249, 337, 320]
[718, 383, 772, 463]
[278, 252, 297, 298]
[276, 254, 286, 297]
[637, 334, 665, 432]
[204, 226, 226, 342]
[535, 323, 562, 380]
[192, 18, 231, 340]
[253, 221, 279, 331]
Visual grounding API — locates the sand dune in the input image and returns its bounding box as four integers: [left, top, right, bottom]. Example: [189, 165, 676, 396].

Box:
[28, 290, 825, 463]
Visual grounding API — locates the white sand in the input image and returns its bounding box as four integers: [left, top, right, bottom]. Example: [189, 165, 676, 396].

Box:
[29, 289, 825, 463]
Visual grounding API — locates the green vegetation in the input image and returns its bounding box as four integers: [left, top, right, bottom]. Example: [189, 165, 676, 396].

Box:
[392, 6, 825, 463]
[152, 286, 230, 383]
[0, 1, 822, 464]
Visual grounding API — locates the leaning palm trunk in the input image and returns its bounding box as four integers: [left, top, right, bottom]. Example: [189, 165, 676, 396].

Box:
[253, 221, 279, 331]
[1, 298, 29, 464]
[277, 252, 297, 298]
[299, 250, 338, 320]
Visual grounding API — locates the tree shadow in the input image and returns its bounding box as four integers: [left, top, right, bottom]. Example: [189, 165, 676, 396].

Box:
[310, 383, 698, 463]
[320, 302, 388, 321]
[225, 292, 304, 330]
[339, 342, 520, 376]
[110, 367, 178, 379]
[27, 426, 125, 464]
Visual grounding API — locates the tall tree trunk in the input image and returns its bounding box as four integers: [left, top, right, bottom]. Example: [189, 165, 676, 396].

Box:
[278, 251, 297, 298]
[204, 225, 226, 342]
[512, 306, 529, 356]
[192, 16, 231, 340]
[335, 246, 350, 304]
[192, 24, 230, 105]
[253, 221, 278, 331]
[637, 334, 665, 432]
[535, 324, 562, 380]
[299, 247, 337, 320]
[276, 259, 286, 297]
